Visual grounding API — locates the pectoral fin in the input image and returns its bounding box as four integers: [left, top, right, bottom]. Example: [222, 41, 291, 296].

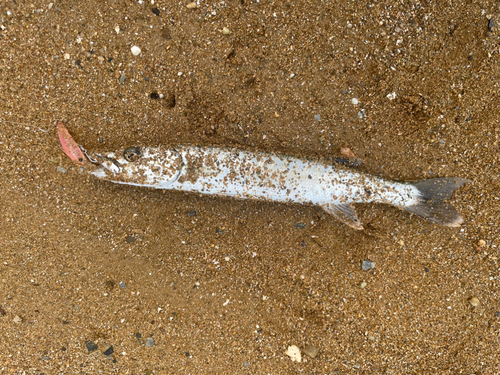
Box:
[322, 203, 363, 230]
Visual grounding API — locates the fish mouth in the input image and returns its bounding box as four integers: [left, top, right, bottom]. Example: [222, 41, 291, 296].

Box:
[79, 145, 124, 177]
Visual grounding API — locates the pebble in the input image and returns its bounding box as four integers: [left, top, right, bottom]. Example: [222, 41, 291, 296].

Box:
[285, 345, 301, 362]
[478, 239, 486, 247]
[119, 74, 126, 83]
[13, 315, 22, 323]
[186, 2, 197, 8]
[302, 344, 319, 359]
[222, 27, 231, 35]
[126, 236, 136, 243]
[119, 281, 126, 289]
[387, 92, 397, 100]
[103, 345, 114, 356]
[469, 297, 480, 307]
[314, 114, 321, 121]
[152, 7, 160, 16]
[340, 147, 355, 158]
[357, 109, 365, 119]
[295, 223, 306, 229]
[187, 210, 196, 217]
[243, 361, 249, 368]
[145, 337, 155, 347]
[362, 259, 375, 271]
[41, 356, 50, 360]
[360, 281, 367, 288]
[85, 340, 98, 352]
[56, 166, 67, 174]
[63, 53, 70, 60]
[131, 46, 141, 56]
[351, 98, 359, 105]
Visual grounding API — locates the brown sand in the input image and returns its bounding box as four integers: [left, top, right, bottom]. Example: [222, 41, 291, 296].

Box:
[1, 0, 499, 373]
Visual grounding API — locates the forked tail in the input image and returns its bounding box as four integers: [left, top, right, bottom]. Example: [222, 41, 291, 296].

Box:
[404, 178, 470, 227]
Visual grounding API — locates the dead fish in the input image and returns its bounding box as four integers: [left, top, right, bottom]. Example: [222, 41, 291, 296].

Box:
[77, 144, 469, 230]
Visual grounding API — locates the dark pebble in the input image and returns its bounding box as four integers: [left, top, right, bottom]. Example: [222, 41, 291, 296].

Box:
[216, 228, 224, 235]
[185, 351, 190, 356]
[488, 18, 494, 31]
[152, 8, 160, 16]
[0, 305, 5, 316]
[495, 311, 499, 317]
[61, 347, 66, 351]
[187, 210, 196, 217]
[103, 346, 114, 356]
[126, 236, 136, 243]
[150, 92, 160, 99]
[295, 223, 306, 229]
[119, 74, 126, 83]
[136, 333, 142, 339]
[76, 60, 82, 66]
[85, 341, 98, 353]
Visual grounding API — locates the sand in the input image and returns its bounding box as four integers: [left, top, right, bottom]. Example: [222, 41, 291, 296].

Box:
[1, 0, 499, 373]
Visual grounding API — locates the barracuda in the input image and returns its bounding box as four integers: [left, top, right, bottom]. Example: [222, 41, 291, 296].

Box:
[79, 144, 469, 230]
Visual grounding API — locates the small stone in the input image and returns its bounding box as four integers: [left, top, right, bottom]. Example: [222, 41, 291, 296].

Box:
[103, 345, 114, 356]
[295, 223, 306, 229]
[387, 92, 397, 100]
[85, 341, 98, 352]
[478, 239, 486, 247]
[150, 92, 160, 99]
[222, 27, 231, 35]
[303, 344, 319, 359]
[13, 315, 22, 323]
[488, 18, 494, 31]
[41, 356, 50, 360]
[340, 147, 355, 158]
[360, 281, 367, 288]
[351, 98, 359, 105]
[152, 7, 160, 15]
[357, 109, 365, 119]
[285, 345, 301, 362]
[243, 361, 249, 368]
[119, 281, 126, 289]
[362, 259, 375, 271]
[126, 236, 136, 243]
[119, 74, 126, 83]
[0, 306, 5, 316]
[187, 210, 196, 217]
[56, 166, 67, 174]
[131, 46, 141, 56]
[145, 337, 155, 347]
[469, 297, 479, 307]
[63, 53, 70, 60]
[314, 114, 321, 121]
[186, 2, 197, 9]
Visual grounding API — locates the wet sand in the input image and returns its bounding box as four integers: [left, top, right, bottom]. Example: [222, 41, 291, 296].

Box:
[1, 0, 499, 373]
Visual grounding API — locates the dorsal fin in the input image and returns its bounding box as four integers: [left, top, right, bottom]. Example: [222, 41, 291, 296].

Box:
[322, 203, 363, 230]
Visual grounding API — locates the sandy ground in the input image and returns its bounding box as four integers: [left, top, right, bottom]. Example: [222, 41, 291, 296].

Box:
[1, 0, 499, 374]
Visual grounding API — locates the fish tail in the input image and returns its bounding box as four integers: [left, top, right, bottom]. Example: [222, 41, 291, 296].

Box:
[403, 178, 470, 227]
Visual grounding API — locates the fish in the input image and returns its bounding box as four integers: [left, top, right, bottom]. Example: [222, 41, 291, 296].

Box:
[73, 143, 469, 230]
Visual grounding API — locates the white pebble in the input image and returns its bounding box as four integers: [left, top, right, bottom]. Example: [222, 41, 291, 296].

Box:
[63, 53, 70, 60]
[131, 46, 141, 56]
[186, 2, 197, 8]
[222, 27, 231, 35]
[387, 92, 397, 100]
[351, 98, 359, 105]
[285, 345, 301, 362]
[115, 25, 120, 34]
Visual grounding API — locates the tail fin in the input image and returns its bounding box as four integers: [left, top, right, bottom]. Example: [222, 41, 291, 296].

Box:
[403, 178, 470, 227]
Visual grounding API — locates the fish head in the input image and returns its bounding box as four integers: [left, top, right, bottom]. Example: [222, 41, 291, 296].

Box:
[88, 146, 184, 187]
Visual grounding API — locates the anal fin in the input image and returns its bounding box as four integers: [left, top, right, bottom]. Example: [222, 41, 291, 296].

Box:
[322, 203, 364, 230]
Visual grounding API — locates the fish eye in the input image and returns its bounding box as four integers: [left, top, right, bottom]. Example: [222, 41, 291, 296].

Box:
[123, 146, 142, 162]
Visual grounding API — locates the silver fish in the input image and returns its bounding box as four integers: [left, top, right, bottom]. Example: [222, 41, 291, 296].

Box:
[81, 145, 469, 230]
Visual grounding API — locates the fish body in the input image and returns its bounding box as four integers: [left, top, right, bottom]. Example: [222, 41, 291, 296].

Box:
[86, 145, 468, 229]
